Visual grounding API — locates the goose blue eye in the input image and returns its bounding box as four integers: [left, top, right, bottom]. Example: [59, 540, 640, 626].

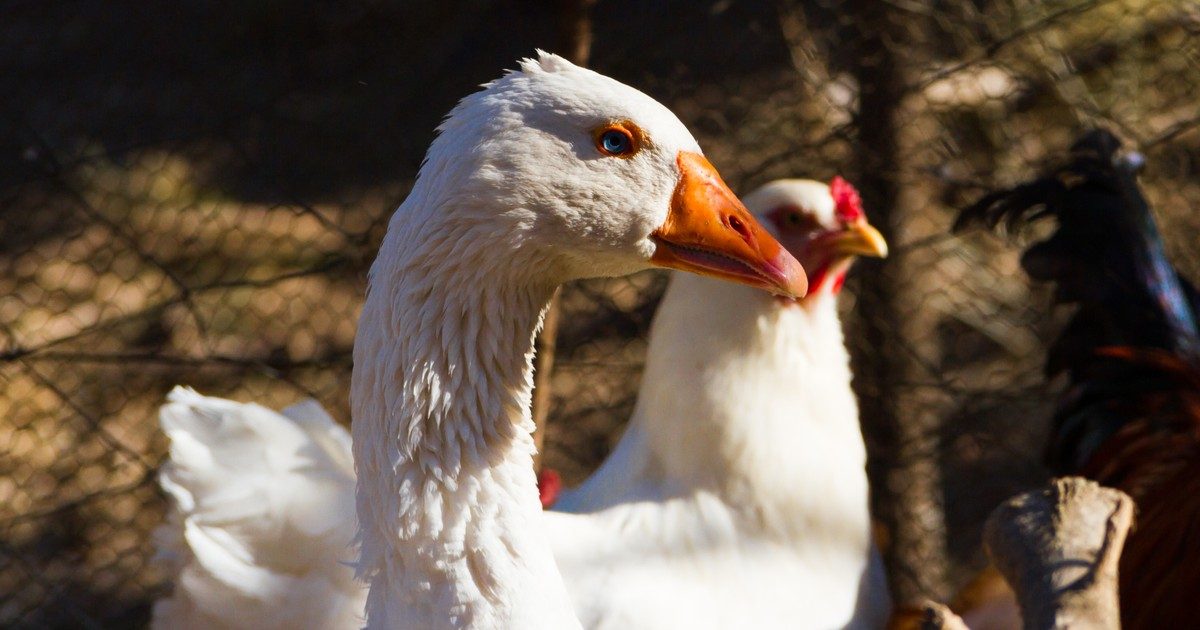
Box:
[601, 131, 630, 154]
[596, 126, 637, 157]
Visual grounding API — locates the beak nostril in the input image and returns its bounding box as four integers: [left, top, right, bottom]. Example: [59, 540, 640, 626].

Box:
[727, 214, 752, 243]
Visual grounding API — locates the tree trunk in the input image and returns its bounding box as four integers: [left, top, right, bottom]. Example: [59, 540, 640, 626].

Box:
[844, 0, 950, 605]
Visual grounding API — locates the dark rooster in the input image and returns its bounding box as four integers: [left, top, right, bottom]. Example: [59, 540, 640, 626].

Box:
[955, 129, 1200, 629]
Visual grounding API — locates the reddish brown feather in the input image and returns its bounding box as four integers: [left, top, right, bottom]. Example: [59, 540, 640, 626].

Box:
[951, 132, 1200, 627]
[1072, 349, 1200, 629]
[1118, 458, 1200, 629]
[941, 350, 1200, 628]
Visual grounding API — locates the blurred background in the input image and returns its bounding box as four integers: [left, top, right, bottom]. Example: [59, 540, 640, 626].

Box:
[2, 0, 1197, 626]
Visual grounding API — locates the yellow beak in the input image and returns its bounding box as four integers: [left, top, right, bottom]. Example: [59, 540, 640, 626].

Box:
[827, 221, 888, 259]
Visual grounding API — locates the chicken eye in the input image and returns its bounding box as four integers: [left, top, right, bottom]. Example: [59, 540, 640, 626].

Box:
[595, 126, 637, 157]
[771, 205, 819, 233]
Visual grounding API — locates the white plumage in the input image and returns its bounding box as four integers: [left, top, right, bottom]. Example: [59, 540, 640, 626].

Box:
[153, 52, 806, 630]
[548, 179, 892, 629]
[154, 387, 363, 629]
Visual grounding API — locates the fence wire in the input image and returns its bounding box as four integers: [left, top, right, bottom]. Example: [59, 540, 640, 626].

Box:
[2, 0, 1198, 626]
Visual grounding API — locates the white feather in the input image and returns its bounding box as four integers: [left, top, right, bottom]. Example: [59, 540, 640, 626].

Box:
[548, 182, 892, 629]
[154, 170, 891, 629]
[153, 387, 364, 630]
[346, 49, 714, 630]
[155, 51, 739, 630]
[157, 169, 892, 624]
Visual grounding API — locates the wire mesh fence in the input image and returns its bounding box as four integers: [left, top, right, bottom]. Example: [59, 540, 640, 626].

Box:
[2, 0, 1197, 626]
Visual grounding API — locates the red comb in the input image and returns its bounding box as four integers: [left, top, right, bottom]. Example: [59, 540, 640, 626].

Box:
[830, 176, 863, 223]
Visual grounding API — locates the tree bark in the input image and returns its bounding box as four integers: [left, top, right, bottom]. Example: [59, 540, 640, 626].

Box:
[844, 0, 950, 605]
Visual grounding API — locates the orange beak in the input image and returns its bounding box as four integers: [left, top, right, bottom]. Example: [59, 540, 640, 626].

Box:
[651, 152, 808, 298]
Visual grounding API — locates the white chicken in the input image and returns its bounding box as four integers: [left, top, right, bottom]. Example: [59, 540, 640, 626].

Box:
[547, 177, 892, 629]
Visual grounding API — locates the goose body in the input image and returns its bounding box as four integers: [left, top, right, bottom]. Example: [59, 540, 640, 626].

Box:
[154, 388, 363, 629]
[548, 179, 892, 629]
[153, 52, 806, 630]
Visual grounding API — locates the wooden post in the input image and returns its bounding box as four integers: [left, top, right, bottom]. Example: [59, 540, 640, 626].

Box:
[532, 0, 597, 471]
[911, 601, 970, 630]
[983, 477, 1133, 630]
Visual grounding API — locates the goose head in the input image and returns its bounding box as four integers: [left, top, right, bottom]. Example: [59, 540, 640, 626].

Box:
[747, 177, 887, 298]
[410, 51, 807, 297]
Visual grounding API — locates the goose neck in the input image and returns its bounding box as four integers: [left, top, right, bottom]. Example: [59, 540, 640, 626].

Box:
[350, 209, 577, 629]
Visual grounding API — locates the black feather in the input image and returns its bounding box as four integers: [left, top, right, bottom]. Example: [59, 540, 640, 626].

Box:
[957, 128, 1200, 363]
[956, 128, 1200, 471]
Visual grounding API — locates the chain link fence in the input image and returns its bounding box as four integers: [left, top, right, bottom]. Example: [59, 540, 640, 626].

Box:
[3, 0, 1197, 626]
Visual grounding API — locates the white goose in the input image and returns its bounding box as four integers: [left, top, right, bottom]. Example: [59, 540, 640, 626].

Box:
[547, 178, 892, 629]
[152, 51, 806, 630]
